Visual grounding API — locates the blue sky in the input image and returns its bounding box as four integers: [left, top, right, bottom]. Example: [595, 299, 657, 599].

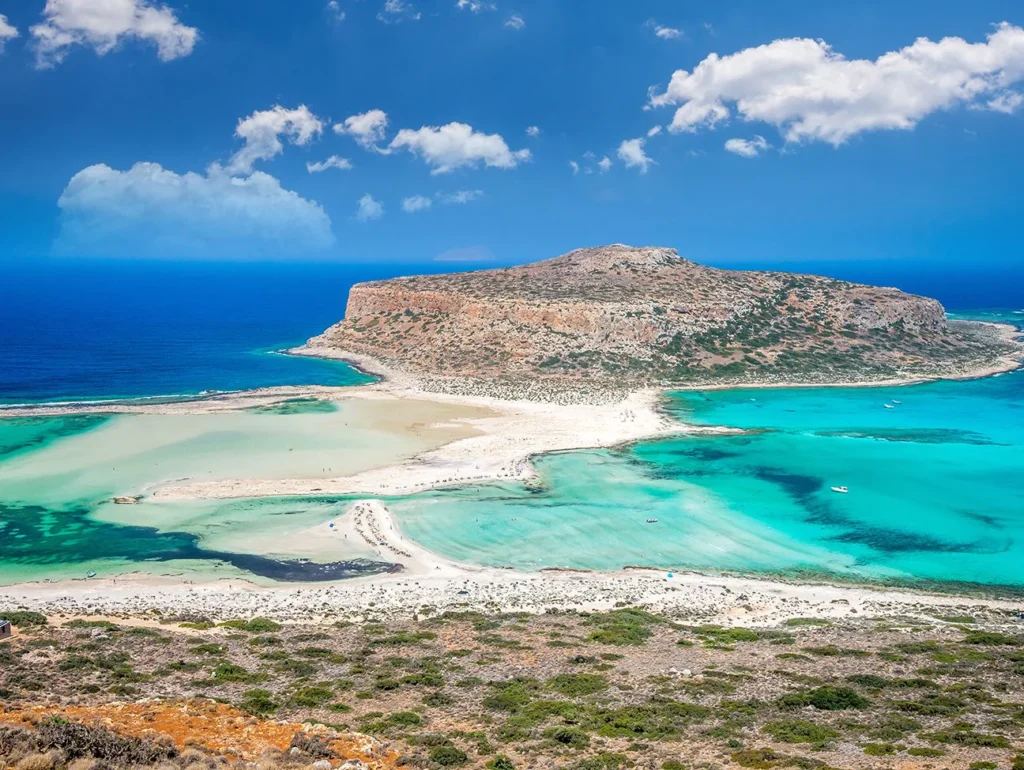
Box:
[1, 0, 1022, 267]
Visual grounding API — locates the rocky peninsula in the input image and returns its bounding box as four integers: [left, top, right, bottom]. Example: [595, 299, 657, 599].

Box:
[306, 244, 1020, 398]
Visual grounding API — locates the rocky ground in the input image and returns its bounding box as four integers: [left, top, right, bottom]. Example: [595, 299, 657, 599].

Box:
[3, 607, 1024, 769]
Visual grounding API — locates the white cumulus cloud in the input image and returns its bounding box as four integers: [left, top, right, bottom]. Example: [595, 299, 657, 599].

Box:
[388, 122, 531, 174]
[307, 155, 353, 173]
[504, 14, 524, 31]
[988, 91, 1024, 114]
[225, 105, 323, 176]
[724, 135, 770, 157]
[402, 195, 432, 213]
[569, 160, 580, 175]
[648, 22, 1024, 146]
[651, 23, 681, 39]
[0, 14, 19, 52]
[617, 137, 654, 173]
[55, 163, 333, 259]
[334, 109, 389, 151]
[597, 156, 612, 173]
[356, 193, 384, 221]
[455, 0, 495, 12]
[439, 189, 483, 204]
[326, 1, 345, 22]
[378, 0, 420, 23]
[31, 0, 198, 68]
[647, 125, 663, 137]
[526, 125, 541, 137]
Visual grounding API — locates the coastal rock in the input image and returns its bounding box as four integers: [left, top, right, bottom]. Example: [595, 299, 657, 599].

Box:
[309, 244, 1013, 390]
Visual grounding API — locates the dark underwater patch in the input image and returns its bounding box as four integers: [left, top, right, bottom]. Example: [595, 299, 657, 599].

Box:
[0, 502, 400, 583]
[814, 427, 1002, 445]
[0, 415, 108, 459]
[830, 525, 1006, 555]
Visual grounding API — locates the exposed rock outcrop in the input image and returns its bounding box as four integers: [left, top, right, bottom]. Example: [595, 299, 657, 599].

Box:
[308, 244, 1016, 390]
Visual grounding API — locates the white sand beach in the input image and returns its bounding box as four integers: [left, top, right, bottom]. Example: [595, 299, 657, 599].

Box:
[0, 338, 1021, 625]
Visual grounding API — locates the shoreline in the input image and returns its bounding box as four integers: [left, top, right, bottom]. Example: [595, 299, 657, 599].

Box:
[0, 323, 1020, 617]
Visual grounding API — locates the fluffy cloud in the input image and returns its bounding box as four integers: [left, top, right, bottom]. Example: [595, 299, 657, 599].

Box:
[988, 91, 1024, 114]
[334, 109, 389, 151]
[31, 0, 198, 68]
[326, 1, 345, 22]
[388, 122, 530, 174]
[455, 0, 495, 12]
[307, 155, 353, 173]
[402, 195, 432, 213]
[439, 189, 483, 204]
[225, 105, 323, 176]
[356, 193, 384, 221]
[377, 0, 420, 23]
[617, 137, 654, 173]
[55, 163, 333, 259]
[505, 14, 525, 31]
[646, 125, 662, 137]
[597, 156, 612, 173]
[569, 160, 580, 175]
[649, 23, 1024, 146]
[724, 135, 770, 157]
[526, 125, 541, 137]
[0, 14, 18, 52]
[650, 23, 681, 40]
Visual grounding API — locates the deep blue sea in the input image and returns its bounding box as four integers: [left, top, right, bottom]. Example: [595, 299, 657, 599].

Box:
[2, 259, 1021, 403]
[0, 259, 1022, 589]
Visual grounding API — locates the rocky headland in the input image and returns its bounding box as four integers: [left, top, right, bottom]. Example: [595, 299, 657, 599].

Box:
[306, 244, 1020, 398]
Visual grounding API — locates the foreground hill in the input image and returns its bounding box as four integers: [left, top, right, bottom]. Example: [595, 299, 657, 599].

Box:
[2, 608, 1024, 769]
[308, 245, 1016, 393]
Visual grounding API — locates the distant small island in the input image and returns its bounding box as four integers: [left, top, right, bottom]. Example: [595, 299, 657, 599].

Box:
[305, 244, 1021, 397]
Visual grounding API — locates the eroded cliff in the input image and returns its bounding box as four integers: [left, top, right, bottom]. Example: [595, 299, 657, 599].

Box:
[308, 245, 1014, 389]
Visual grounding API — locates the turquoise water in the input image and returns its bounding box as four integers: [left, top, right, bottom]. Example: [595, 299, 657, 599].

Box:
[388, 311, 1024, 591]
[0, 305, 1020, 590]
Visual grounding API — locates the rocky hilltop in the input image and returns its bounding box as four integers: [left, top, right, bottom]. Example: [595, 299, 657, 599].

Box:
[308, 245, 1017, 392]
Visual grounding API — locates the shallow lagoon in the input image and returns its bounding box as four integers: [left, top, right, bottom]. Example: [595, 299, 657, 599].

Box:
[0, 311, 1021, 590]
[391, 326, 1024, 589]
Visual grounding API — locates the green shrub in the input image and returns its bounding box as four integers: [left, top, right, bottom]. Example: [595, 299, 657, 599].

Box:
[240, 689, 279, 715]
[571, 753, 632, 769]
[585, 608, 664, 646]
[784, 618, 831, 627]
[845, 674, 888, 689]
[483, 680, 539, 711]
[1, 611, 47, 628]
[486, 757, 515, 770]
[963, 631, 1020, 646]
[730, 748, 786, 768]
[762, 720, 838, 747]
[862, 743, 900, 756]
[543, 726, 589, 749]
[218, 617, 282, 633]
[801, 645, 868, 657]
[290, 685, 334, 707]
[906, 746, 944, 757]
[779, 686, 871, 711]
[547, 673, 608, 697]
[429, 745, 468, 766]
[693, 625, 759, 646]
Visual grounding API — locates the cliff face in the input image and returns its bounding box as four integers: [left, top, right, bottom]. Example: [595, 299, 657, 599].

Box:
[308, 245, 995, 386]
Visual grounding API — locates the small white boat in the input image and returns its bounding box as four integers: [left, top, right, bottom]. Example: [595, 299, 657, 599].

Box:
[891, 399, 901, 404]
[830, 486, 849, 494]
[86, 570, 97, 578]
[884, 404, 895, 409]
[645, 518, 659, 524]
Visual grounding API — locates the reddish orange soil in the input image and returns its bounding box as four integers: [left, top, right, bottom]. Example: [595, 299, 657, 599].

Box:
[0, 701, 400, 768]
